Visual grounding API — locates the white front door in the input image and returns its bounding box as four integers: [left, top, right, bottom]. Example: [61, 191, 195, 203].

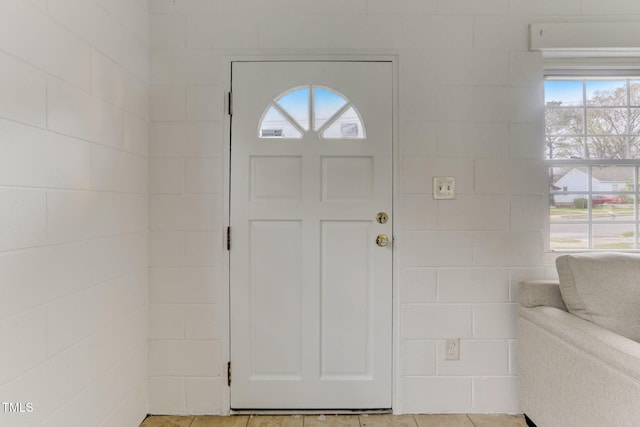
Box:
[229, 61, 393, 410]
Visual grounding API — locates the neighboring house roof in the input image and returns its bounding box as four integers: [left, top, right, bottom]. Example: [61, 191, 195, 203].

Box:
[555, 166, 631, 184]
[592, 167, 633, 183]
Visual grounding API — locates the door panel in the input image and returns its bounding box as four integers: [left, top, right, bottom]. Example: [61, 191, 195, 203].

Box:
[321, 220, 371, 378]
[251, 156, 303, 201]
[250, 220, 303, 378]
[230, 61, 393, 410]
[321, 156, 373, 201]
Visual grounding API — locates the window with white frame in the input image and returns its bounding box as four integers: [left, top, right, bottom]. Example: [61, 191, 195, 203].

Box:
[546, 76, 640, 250]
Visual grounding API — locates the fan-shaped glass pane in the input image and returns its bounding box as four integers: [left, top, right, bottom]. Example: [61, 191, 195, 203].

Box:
[313, 88, 348, 130]
[275, 88, 310, 131]
[322, 106, 365, 139]
[260, 105, 302, 139]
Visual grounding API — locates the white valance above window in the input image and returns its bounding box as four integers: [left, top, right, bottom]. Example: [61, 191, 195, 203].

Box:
[530, 23, 640, 58]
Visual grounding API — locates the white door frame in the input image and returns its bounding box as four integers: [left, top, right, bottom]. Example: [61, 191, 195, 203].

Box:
[222, 54, 401, 414]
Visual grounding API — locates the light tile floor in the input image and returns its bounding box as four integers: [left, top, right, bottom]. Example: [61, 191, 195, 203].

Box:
[140, 414, 528, 427]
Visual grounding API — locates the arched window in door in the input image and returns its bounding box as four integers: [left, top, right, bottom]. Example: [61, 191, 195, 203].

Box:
[258, 86, 366, 140]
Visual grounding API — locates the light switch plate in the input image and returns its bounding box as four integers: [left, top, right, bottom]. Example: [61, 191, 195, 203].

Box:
[433, 177, 456, 200]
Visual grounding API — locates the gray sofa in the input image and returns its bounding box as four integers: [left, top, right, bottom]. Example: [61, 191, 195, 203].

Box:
[518, 252, 640, 427]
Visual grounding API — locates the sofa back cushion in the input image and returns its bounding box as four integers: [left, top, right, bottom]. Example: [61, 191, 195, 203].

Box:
[556, 252, 640, 342]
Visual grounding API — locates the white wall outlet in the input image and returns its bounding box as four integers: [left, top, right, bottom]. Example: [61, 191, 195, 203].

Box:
[445, 338, 460, 361]
[433, 177, 456, 200]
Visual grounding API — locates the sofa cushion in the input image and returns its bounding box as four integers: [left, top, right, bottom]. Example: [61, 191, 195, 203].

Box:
[556, 252, 640, 342]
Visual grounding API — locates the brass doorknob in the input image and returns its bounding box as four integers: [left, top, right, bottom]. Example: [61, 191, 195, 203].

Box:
[376, 234, 389, 247]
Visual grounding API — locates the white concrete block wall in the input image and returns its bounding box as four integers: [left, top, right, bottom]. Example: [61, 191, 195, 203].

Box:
[144, 0, 640, 416]
[148, 1, 227, 413]
[0, 1, 149, 426]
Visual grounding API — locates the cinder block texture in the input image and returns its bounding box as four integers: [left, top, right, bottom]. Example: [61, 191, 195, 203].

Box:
[0, 1, 149, 426]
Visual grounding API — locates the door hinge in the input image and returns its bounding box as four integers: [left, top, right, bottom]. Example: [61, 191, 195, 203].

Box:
[226, 226, 231, 251]
[227, 361, 232, 387]
[227, 91, 233, 116]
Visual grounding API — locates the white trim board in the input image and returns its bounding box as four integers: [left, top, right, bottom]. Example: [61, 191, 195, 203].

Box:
[530, 23, 640, 57]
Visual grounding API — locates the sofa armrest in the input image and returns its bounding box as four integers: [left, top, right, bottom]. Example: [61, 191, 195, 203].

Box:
[518, 280, 567, 311]
[519, 306, 640, 426]
[519, 305, 640, 382]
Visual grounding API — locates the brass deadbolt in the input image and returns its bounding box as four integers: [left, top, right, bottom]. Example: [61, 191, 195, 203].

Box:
[376, 212, 389, 224]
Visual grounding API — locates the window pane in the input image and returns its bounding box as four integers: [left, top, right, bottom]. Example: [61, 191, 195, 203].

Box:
[631, 141, 640, 159]
[586, 108, 628, 135]
[275, 88, 310, 131]
[313, 87, 348, 130]
[630, 107, 640, 134]
[586, 136, 628, 159]
[550, 193, 589, 222]
[549, 194, 589, 225]
[546, 136, 584, 160]
[322, 107, 365, 139]
[545, 108, 584, 135]
[545, 80, 583, 106]
[260, 105, 302, 139]
[592, 223, 635, 250]
[592, 166, 634, 192]
[550, 167, 588, 196]
[586, 80, 627, 106]
[631, 81, 640, 106]
[592, 199, 632, 222]
[550, 223, 588, 250]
